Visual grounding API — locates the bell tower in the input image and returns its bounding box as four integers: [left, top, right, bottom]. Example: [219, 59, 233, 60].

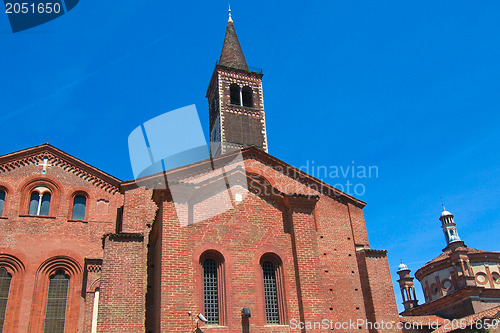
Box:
[207, 8, 268, 157]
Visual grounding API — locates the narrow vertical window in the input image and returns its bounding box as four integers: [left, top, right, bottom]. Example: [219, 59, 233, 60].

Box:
[28, 187, 52, 216]
[29, 192, 39, 215]
[203, 259, 219, 325]
[71, 195, 86, 221]
[40, 193, 51, 216]
[242, 86, 253, 107]
[0, 268, 11, 333]
[44, 270, 69, 333]
[0, 191, 5, 216]
[230, 84, 241, 105]
[262, 261, 280, 324]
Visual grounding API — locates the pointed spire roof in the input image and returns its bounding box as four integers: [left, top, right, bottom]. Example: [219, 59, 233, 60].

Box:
[219, 7, 249, 71]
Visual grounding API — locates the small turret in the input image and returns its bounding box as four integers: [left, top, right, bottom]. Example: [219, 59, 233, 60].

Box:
[397, 261, 419, 311]
[440, 204, 463, 248]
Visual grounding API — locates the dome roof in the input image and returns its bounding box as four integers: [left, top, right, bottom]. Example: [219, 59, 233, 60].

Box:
[441, 210, 453, 218]
[398, 262, 409, 272]
[415, 247, 499, 280]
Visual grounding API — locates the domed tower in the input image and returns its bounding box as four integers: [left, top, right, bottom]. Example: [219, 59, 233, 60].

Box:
[402, 205, 500, 319]
[440, 205, 462, 248]
[397, 262, 419, 311]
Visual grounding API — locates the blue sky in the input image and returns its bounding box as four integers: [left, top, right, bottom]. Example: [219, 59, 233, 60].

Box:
[1, 0, 499, 313]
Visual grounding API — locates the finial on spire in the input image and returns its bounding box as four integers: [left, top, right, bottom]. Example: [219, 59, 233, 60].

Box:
[228, 4, 233, 23]
[441, 197, 446, 211]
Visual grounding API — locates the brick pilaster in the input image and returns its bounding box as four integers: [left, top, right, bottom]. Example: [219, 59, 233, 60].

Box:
[286, 195, 327, 332]
[97, 233, 146, 333]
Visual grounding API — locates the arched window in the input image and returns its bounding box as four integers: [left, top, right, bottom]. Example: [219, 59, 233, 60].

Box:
[71, 195, 86, 221]
[40, 194, 51, 216]
[28, 192, 38, 215]
[203, 259, 219, 324]
[230, 84, 241, 105]
[242, 86, 253, 107]
[44, 270, 69, 333]
[262, 261, 279, 323]
[0, 191, 5, 216]
[28, 187, 51, 216]
[261, 254, 285, 325]
[200, 251, 225, 325]
[0, 268, 12, 332]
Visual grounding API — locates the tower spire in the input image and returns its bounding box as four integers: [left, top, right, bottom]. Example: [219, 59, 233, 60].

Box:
[219, 7, 248, 71]
[207, 10, 268, 156]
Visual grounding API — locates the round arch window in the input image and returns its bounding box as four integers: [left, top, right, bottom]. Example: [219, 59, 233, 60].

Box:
[28, 186, 51, 216]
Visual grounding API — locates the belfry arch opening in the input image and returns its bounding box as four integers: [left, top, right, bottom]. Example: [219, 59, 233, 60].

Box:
[230, 84, 240, 105]
[242, 86, 253, 107]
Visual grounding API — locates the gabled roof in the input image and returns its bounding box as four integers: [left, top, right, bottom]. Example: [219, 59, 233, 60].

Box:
[122, 146, 366, 208]
[219, 17, 249, 71]
[0, 143, 121, 193]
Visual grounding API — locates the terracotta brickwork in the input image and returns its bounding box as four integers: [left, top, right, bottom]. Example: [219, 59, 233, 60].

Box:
[121, 186, 157, 233]
[0, 145, 122, 333]
[94, 148, 401, 333]
[97, 233, 146, 333]
[0, 145, 401, 333]
[357, 249, 401, 333]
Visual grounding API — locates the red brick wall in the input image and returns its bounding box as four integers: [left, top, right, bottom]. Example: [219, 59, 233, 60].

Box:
[0, 158, 122, 333]
[314, 199, 370, 330]
[97, 234, 146, 333]
[348, 202, 370, 247]
[357, 249, 401, 333]
[144, 156, 401, 332]
[121, 186, 157, 233]
[96, 186, 157, 333]
[0, 151, 401, 333]
[158, 198, 196, 332]
[157, 191, 300, 332]
[83, 291, 96, 333]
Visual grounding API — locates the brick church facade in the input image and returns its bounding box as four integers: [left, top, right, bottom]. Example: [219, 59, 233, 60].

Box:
[0, 11, 401, 333]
